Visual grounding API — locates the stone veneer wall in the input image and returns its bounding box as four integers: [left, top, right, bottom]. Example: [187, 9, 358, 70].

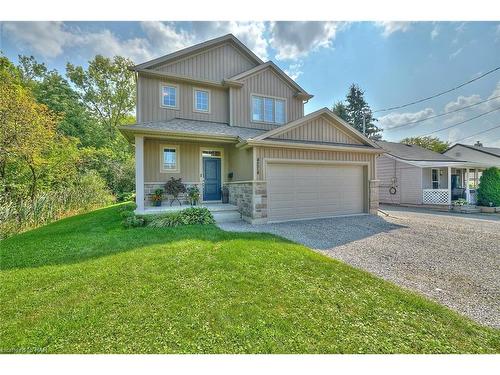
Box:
[226, 181, 268, 223]
[144, 182, 201, 206]
[226, 182, 253, 220]
[369, 180, 380, 215]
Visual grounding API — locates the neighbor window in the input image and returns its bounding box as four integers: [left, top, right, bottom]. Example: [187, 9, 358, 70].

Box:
[161, 85, 178, 108]
[251, 95, 286, 124]
[431, 169, 440, 189]
[161, 145, 179, 173]
[194, 89, 210, 112]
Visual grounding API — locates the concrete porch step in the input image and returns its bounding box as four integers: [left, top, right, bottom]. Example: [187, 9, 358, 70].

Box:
[211, 210, 241, 223]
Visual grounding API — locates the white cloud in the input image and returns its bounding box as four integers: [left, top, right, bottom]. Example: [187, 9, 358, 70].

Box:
[269, 21, 341, 60]
[3, 22, 77, 58]
[378, 108, 435, 129]
[444, 94, 482, 112]
[2, 21, 269, 63]
[431, 25, 439, 40]
[449, 47, 463, 59]
[376, 21, 412, 37]
[284, 63, 303, 80]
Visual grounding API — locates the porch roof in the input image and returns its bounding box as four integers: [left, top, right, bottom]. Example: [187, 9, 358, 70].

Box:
[119, 118, 267, 143]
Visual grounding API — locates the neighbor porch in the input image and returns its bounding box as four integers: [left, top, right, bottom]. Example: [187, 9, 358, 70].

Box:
[421, 166, 484, 205]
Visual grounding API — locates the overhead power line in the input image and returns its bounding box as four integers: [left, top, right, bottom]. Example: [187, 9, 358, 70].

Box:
[373, 65, 500, 113]
[452, 124, 500, 143]
[420, 106, 500, 137]
[385, 95, 500, 131]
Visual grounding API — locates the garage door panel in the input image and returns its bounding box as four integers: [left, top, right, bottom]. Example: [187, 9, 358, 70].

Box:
[267, 163, 365, 222]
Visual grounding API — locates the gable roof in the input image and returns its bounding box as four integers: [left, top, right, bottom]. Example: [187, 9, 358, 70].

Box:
[376, 141, 462, 162]
[445, 143, 500, 158]
[225, 62, 312, 99]
[252, 108, 381, 148]
[131, 34, 263, 71]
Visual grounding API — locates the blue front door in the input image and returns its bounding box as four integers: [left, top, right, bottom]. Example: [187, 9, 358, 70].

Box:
[203, 157, 221, 201]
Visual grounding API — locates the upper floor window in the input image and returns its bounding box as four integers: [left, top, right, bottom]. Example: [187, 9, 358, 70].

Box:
[194, 88, 210, 113]
[251, 95, 286, 124]
[161, 85, 178, 108]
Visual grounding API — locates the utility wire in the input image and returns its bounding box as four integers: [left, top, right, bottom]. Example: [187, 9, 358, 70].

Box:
[420, 106, 500, 137]
[385, 95, 500, 131]
[373, 65, 500, 113]
[452, 124, 500, 143]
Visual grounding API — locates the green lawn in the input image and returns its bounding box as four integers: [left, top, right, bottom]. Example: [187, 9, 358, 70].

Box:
[1, 204, 498, 353]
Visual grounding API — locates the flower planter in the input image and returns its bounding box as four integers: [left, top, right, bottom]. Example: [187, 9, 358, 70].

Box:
[152, 200, 162, 207]
[480, 206, 496, 213]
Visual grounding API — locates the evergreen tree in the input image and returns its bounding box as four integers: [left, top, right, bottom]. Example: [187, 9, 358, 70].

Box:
[332, 84, 382, 140]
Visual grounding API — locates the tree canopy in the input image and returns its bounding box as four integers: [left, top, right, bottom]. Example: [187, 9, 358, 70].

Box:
[399, 136, 450, 153]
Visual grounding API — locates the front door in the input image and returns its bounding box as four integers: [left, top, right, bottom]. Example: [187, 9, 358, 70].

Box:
[203, 157, 221, 201]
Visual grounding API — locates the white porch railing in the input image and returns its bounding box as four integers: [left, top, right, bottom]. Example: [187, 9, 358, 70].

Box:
[422, 189, 449, 205]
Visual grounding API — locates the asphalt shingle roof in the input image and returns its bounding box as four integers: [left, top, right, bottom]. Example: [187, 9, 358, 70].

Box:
[376, 140, 461, 161]
[456, 144, 500, 158]
[120, 118, 267, 141]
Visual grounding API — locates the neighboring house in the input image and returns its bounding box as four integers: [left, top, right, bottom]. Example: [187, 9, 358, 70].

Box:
[443, 143, 500, 168]
[376, 141, 492, 206]
[120, 34, 383, 223]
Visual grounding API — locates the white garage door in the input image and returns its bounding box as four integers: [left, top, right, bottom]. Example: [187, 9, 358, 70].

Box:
[267, 163, 365, 222]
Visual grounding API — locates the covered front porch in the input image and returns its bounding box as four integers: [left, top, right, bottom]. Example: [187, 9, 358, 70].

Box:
[421, 165, 484, 205]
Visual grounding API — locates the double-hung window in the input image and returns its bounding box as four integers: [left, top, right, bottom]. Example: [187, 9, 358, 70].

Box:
[251, 95, 286, 124]
[161, 145, 179, 173]
[431, 169, 440, 189]
[161, 85, 178, 108]
[194, 88, 210, 112]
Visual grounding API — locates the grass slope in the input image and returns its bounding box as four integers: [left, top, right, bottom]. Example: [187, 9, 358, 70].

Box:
[1, 204, 498, 353]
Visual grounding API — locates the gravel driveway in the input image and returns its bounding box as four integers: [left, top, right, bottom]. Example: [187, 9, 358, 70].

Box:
[219, 207, 500, 328]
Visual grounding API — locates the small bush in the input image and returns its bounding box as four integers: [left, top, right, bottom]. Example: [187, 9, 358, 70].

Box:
[122, 215, 146, 228]
[477, 167, 500, 207]
[116, 192, 135, 202]
[179, 207, 216, 225]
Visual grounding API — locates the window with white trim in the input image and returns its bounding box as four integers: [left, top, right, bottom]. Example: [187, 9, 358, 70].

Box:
[431, 168, 440, 189]
[194, 89, 210, 112]
[161, 85, 178, 108]
[251, 95, 286, 124]
[161, 145, 179, 173]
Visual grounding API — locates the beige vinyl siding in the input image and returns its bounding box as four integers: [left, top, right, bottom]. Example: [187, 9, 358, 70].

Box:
[228, 147, 253, 182]
[254, 146, 376, 181]
[137, 74, 229, 123]
[144, 139, 230, 183]
[271, 116, 362, 144]
[443, 145, 500, 167]
[231, 67, 304, 130]
[151, 43, 257, 82]
[400, 167, 423, 204]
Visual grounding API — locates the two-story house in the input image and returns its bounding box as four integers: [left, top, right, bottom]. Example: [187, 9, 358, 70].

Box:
[120, 34, 383, 223]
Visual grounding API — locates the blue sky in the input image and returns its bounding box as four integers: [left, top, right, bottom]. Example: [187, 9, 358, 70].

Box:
[1, 21, 499, 146]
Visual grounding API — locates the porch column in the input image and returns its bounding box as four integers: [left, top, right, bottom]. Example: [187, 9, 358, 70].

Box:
[465, 168, 470, 203]
[135, 135, 145, 213]
[447, 166, 452, 205]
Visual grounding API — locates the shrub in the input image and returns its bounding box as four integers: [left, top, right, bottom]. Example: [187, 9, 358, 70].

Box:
[122, 215, 146, 228]
[476, 167, 500, 207]
[179, 207, 216, 225]
[116, 191, 135, 202]
[0, 171, 114, 239]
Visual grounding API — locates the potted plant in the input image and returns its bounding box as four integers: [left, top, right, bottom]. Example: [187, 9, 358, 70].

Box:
[187, 185, 200, 206]
[165, 177, 187, 206]
[150, 188, 164, 207]
[451, 198, 467, 211]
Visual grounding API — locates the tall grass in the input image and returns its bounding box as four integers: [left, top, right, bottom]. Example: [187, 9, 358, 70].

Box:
[0, 171, 114, 239]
